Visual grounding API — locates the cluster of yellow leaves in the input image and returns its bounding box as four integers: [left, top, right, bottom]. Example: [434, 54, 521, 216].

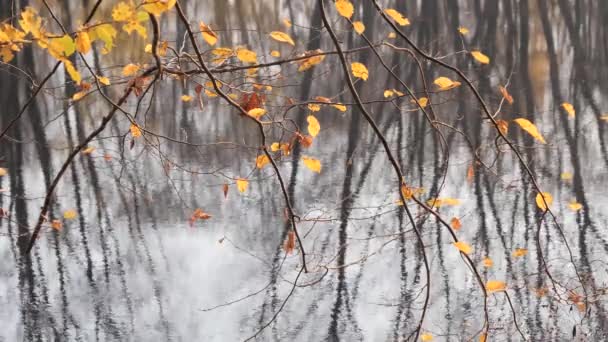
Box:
[470, 50, 490, 64]
[351, 62, 369, 80]
[199, 21, 217, 45]
[535, 192, 553, 211]
[514, 118, 546, 144]
[302, 156, 321, 173]
[433, 77, 461, 91]
[112, 1, 148, 40]
[384, 9, 410, 26]
[269, 31, 295, 46]
[453, 241, 472, 255]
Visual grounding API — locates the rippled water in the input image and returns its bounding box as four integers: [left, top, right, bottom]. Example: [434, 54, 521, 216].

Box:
[1, 0, 608, 341]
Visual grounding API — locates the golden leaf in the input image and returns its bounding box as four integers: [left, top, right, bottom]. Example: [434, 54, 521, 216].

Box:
[270, 50, 280, 57]
[568, 201, 582, 211]
[297, 51, 325, 72]
[483, 257, 493, 268]
[256, 154, 270, 169]
[236, 47, 257, 63]
[142, 0, 176, 16]
[181, 95, 192, 102]
[122, 63, 140, 76]
[411, 97, 428, 108]
[308, 103, 321, 112]
[335, 0, 354, 19]
[307, 115, 320, 137]
[82, 146, 95, 155]
[434, 76, 461, 91]
[352, 21, 365, 35]
[130, 124, 142, 137]
[499, 85, 514, 104]
[75, 30, 91, 54]
[63, 209, 77, 220]
[112, 2, 135, 21]
[450, 217, 462, 230]
[512, 248, 528, 257]
[496, 119, 509, 136]
[535, 192, 553, 211]
[427, 197, 461, 207]
[0, 168, 7, 176]
[331, 103, 347, 112]
[486, 280, 507, 293]
[385, 8, 410, 26]
[479, 333, 487, 342]
[302, 156, 321, 173]
[270, 142, 280, 152]
[351, 62, 369, 81]
[561, 102, 575, 118]
[247, 108, 266, 119]
[453, 241, 472, 255]
[387, 32, 397, 39]
[269, 31, 295, 46]
[89, 24, 117, 53]
[471, 50, 490, 64]
[72, 90, 87, 101]
[19, 7, 42, 37]
[62, 58, 81, 84]
[212, 47, 232, 57]
[514, 118, 546, 144]
[236, 178, 248, 193]
[384, 89, 394, 98]
[283, 18, 292, 28]
[199, 21, 218, 46]
[97, 75, 110, 86]
[420, 332, 433, 341]
[560, 172, 573, 181]
[458, 26, 469, 35]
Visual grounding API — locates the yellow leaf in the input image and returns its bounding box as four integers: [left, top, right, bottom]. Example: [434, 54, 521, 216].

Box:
[496, 119, 509, 136]
[122, 63, 140, 76]
[130, 124, 142, 137]
[499, 85, 514, 104]
[483, 257, 493, 268]
[450, 217, 462, 230]
[123, 20, 147, 39]
[561, 102, 575, 118]
[142, 0, 176, 16]
[486, 280, 507, 293]
[62, 59, 81, 84]
[308, 103, 321, 112]
[384, 89, 394, 98]
[90, 24, 117, 53]
[72, 90, 87, 101]
[335, 0, 354, 19]
[420, 332, 433, 341]
[568, 200, 582, 211]
[75, 30, 91, 54]
[248, 108, 266, 119]
[434, 76, 461, 91]
[479, 333, 487, 342]
[351, 62, 369, 81]
[560, 172, 573, 181]
[427, 197, 461, 207]
[270, 142, 280, 152]
[331, 103, 347, 112]
[352, 21, 365, 35]
[411, 97, 428, 108]
[256, 154, 270, 169]
[302, 156, 321, 173]
[236, 47, 257, 63]
[82, 146, 95, 155]
[453, 241, 472, 255]
[269, 31, 295, 46]
[458, 26, 469, 35]
[48, 35, 76, 59]
[471, 50, 490, 64]
[199, 21, 217, 46]
[282, 18, 292, 28]
[181, 95, 192, 102]
[112, 2, 135, 21]
[0, 168, 7, 176]
[307, 115, 320, 137]
[236, 178, 248, 193]
[535, 192, 553, 211]
[212, 47, 232, 57]
[384, 8, 410, 26]
[514, 118, 546, 144]
[97, 75, 110, 86]
[297, 51, 325, 72]
[387, 32, 397, 39]
[512, 248, 528, 257]
[19, 7, 42, 37]
[270, 50, 280, 57]
[63, 209, 77, 220]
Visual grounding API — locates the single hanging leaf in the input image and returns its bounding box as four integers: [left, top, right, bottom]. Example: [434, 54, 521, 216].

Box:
[75, 30, 91, 53]
[331, 103, 347, 112]
[471, 50, 490, 64]
[308, 103, 321, 112]
[63, 209, 77, 220]
[483, 257, 493, 268]
[297, 50, 325, 71]
[512, 248, 528, 257]
[499, 85, 514, 104]
[181, 95, 193, 102]
[282, 18, 292, 28]
[514, 118, 546, 144]
[307, 115, 320, 137]
[270, 50, 280, 57]
[450, 217, 462, 230]
[453, 241, 472, 255]
[387, 32, 397, 39]
[199, 21, 217, 45]
[48, 35, 76, 59]
[420, 332, 433, 341]
[433, 76, 461, 91]
[351, 62, 369, 81]
[82, 146, 95, 155]
[97, 75, 110, 85]
[236, 178, 248, 193]
[130, 124, 142, 137]
[410, 97, 428, 108]
[561, 102, 575, 118]
[352, 21, 365, 34]
[269, 31, 295, 46]
[335, 0, 354, 19]
[283, 230, 296, 254]
[486, 280, 507, 293]
[302, 156, 321, 173]
[535, 192, 553, 211]
[247, 108, 266, 119]
[236, 47, 257, 63]
[62, 59, 81, 84]
[384, 89, 394, 98]
[568, 200, 583, 211]
[458, 26, 469, 35]
[384, 8, 410, 26]
[256, 154, 270, 169]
